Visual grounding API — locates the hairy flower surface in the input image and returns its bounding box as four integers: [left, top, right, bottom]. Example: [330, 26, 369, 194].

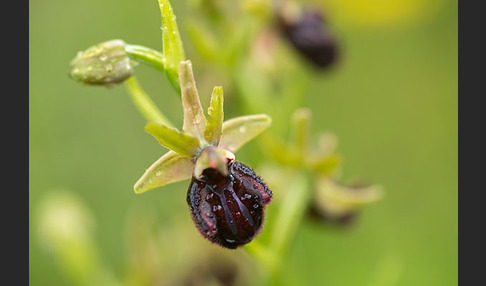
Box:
[187, 158, 272, 249]
[134, 60, 273, 248]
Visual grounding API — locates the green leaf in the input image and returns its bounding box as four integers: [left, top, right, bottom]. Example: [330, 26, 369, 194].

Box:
[145, 123, 201, 158]
[179, 60, 207, 140]
[204, 86, 224, 146]
[158, 0, 186, 94]
[133, 151, 193, 194]
[219, 114, 271, 153]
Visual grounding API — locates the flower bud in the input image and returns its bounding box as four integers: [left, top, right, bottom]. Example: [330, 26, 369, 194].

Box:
[187, 160, 273, 249]
[278, 8, 338, 68]
[68, 39, 138, 86]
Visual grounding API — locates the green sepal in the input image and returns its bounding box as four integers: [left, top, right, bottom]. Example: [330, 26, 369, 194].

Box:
[145, 123, 201, 158]
[219, 114, 271, 153]
[204, 86, 224, 146]
[315, 177, 384, 208]
[259, 133, 296, 166]
[133, 151, 194, 194]
[158, 0, 186, 94]
[310, 154, 341, 176]
[179, 60, 207, 140]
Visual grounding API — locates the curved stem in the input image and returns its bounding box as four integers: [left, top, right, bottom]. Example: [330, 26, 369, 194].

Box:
[125, 76, 174, 127]
[125, 44, 165, 73]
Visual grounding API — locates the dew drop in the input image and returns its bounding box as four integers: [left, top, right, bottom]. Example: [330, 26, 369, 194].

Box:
[239, 125, 247, 133]
[241, 194, 252, 200]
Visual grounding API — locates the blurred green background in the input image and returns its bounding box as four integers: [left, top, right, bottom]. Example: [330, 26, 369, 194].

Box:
[29, 0, 457, 285]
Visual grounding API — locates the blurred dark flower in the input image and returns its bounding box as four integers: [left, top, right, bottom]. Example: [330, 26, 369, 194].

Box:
[277, 7, 338, 68]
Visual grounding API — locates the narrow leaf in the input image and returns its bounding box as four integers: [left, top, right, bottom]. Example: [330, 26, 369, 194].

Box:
[204, 86, 224, 146]
[145, 123, 200, 158]
[219, 114, 271, 153]
[179, 60, 207, 140]
[159, 0, 186, 94]
[134, 151, 193, 194]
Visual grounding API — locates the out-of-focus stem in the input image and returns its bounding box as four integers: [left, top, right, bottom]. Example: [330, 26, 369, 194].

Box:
[245, 171, 313, 285]
[270, 171, 312, 256]
[125, 76, 174, 127]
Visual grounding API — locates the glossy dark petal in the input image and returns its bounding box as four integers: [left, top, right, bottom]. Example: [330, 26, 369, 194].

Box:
[187, 161, 272, 249]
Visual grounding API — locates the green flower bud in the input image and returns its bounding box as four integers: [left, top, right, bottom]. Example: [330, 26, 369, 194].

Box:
[68, 39, 138, 86]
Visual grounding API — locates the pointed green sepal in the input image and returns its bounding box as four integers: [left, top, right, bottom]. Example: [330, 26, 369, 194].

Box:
[194, 146, 235, 179]
[204, 86, 224, 146]
[309, 133, 341, 175]
[158, 0, 186, 94]
[179, 60, 207, 140]
[311, 154, 341, 175]
[145, 123, 201, 158]
[315, 177, 384, 209]
[134, 151, 194, 194]
[219, 114, 272, 153]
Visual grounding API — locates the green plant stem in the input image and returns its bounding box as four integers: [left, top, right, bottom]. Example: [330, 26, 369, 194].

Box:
[125, 76, 174, 127]
[245, 171, 313, 285]
[270, 171, 313, 256]
[125, 44, 165, 73]
[268, 171, 313, 285]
